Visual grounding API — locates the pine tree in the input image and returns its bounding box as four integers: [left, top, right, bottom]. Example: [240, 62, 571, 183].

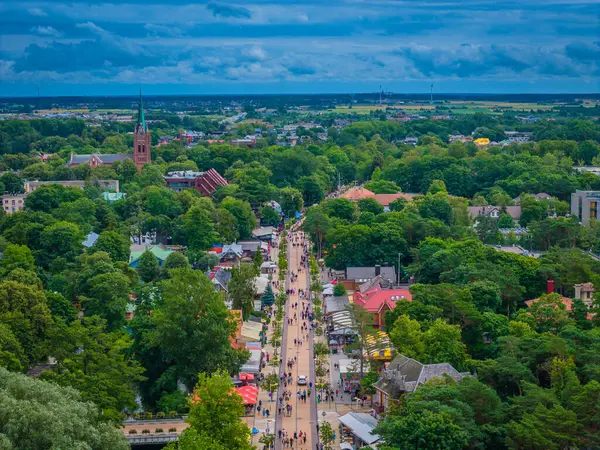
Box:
[261, 283, 275, 307]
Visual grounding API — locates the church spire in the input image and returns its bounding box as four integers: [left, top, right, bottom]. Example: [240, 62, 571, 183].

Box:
[137, 88, 146, 131]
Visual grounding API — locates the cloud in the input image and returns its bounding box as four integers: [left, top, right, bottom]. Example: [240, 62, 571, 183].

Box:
[30, 26, 62, 37]
[243, 46, 268, 61]
[144, 24, 183, 37]
[27, 8, 47, 17]
[206, 3, 252, 19]
[565, 41, 600, 62]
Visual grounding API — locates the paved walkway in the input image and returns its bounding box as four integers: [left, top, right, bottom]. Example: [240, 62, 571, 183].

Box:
[274, 229, 316, 450]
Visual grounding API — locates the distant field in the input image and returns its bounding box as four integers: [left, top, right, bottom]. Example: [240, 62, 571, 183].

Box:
[37, 108, 134, 114]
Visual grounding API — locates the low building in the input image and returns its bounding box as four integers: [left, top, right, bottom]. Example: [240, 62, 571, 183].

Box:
[468, 205, 521, 221]
[338, 413, 380, 449]
[129, 245, 173, 268]
[1, 194, 26, 214]
[252, 226, 276, 241]
[354, 282, 412, 329]
[512, 192, 552, 205]
[373, 193, 414, 211]
[345, 266, 396, 285]
[164, 169, 228, 196]
[373, 354, 470, 415]
[574, 283, 595, 308]
[24, 179, 120, 193]
[571, 190, 600, 225]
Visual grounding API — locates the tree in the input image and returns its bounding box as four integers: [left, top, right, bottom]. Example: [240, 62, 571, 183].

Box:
[145, 269, 248, 390]
[344, 303, 378, 378]
[164, 252, 190, 270]
[319, 421, 336, 450]
[0, 172, 24, 194]
[427, 179, 447, 195]
[253, 248, 264, 273]
[360, 371, 380, 406]
[422, 319, 469, 370]
[375, 408, 469, 450]
[526, 293, 572, 333]
[83, 271, 131, 330]
[43, 316, 145, 420]
[220, 197, 257, 240]
[358, 197, 384, 215]
[39, 221, 85, 264]
[182, 204, 219, 251]
[137, 250, 160, 282]
[333, 282, 347, 297]
[0, 280, 52, 364]
[259, 205, 280, 227]
[92, 230, 130, 262]
[303, 205, 331, 259]
[324, 197, 356, 221]
[389, 315, 425, 360]
[260, 283, 275, 307]
[498, 213, 515, 228]
[0, 367, 129, 449]
[170, 370, 252, 450]
[506, 404, 581, 450]
[0, 244, 34, 276]
[229, 263, 257, 320]
[297, 176, 324, 205]
[279, 187, 304, 217]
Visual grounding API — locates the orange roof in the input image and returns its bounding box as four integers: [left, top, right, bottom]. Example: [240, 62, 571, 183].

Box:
[341, 186, 375, 201]
[373, 193, 413, 206]
[525, 297, 573, 311]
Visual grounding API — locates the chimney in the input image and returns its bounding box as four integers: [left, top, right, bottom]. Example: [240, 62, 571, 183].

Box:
[547, 280, 554, 294]
[375, 265, 381, 276]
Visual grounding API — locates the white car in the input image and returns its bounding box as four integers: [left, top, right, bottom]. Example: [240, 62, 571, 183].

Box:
[297, 375, 308, 385]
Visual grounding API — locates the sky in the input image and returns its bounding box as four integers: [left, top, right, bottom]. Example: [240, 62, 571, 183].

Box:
[0, 0, 599, 96]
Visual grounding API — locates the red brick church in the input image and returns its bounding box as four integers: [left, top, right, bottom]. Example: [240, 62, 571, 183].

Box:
[67, 91, 152, 173]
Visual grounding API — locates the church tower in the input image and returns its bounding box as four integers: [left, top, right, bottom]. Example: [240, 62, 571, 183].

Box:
[133, 90, 151, 173]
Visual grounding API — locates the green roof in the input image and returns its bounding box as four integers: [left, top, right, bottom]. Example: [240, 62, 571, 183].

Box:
[129, 246, 173, 264]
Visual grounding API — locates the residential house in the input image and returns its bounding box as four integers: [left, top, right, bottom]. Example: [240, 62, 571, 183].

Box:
[574, 283, 595, 308]
[1, 194, 26, 214]
[373, 354, 471, 415]
[467, 206, 522, 221]
[210, 268, 232, 293]
[129, 245, 173, 268]
[218, 243, 244, 266]
[474, 138, 490, 146]
[373, 193, 414, 211]
[341, 186, 375, 201]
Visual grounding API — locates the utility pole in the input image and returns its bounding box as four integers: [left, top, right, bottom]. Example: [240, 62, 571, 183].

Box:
[397, 252, 402, 285]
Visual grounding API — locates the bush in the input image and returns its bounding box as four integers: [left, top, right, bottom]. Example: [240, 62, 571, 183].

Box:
[168, 427, 177, 433]
[169, 410, 176, 418]
[129, 430, 138, 435]
[333, 283, 346, 296]
[157, 411, 165, 419]
[155, 428, 164, 433]
[314, 342, 329, 356]
[141, 429, 150, 434]
[145, 412, 153, 420]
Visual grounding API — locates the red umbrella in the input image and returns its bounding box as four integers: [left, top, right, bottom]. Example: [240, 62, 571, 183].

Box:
[236, 385, 258, 405]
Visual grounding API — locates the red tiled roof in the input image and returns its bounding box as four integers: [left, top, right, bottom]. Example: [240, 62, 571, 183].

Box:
[357, 288, 412, 312]
[341, 186, 375, 200]
[525, 296, 573, 311]
[373, 193, 413, 206]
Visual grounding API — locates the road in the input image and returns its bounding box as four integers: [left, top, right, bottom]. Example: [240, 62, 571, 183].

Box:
[274, 229, 316, 450]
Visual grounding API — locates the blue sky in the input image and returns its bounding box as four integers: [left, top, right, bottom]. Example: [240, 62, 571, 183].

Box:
[0, 0, 599, 96]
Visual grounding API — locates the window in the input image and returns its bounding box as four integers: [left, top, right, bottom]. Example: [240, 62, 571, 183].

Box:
[591, 201, 597, 219]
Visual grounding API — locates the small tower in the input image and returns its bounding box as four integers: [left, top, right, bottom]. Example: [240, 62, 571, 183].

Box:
[133, 89, 151, 173]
